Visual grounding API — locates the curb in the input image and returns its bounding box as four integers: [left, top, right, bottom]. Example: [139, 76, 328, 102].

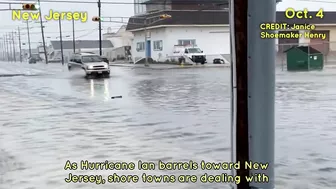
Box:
[109, 64, 229, 69]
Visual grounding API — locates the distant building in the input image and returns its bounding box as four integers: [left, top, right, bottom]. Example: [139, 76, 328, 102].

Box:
[127, 1, 336, 64]
[127, 0, 230, 63]
[133, 0, 228, 15]
[103, 25, 133, 61]
[49, 40, 114, 62]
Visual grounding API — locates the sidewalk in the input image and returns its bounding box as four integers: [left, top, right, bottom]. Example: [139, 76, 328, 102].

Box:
[109, 63, 230, 70]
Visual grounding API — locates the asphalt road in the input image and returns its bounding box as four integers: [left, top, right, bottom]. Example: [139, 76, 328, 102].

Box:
[0, 62, 335, 189]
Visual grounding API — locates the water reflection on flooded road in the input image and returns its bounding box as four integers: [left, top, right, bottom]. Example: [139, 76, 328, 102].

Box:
[0, 63, 335, 189]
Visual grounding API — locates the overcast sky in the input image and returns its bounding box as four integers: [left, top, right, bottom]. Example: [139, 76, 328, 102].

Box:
[0, 0, 334, 49]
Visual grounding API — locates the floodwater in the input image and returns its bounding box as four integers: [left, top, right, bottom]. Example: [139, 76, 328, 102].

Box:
[0, 62, 335, 189]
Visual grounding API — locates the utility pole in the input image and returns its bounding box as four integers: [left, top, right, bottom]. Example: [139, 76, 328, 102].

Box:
[26, 20, 32, 58]
[72, 18, 76, 53]
[98, 0, 102, 56]
[37, 0, 48, 64]
[233, 0, 249, 187]
[233, 0, 276, 189]
[247, 0, 275, 188]
[18, 27, 22, 62]
[8, 34, 13, 62]
[12, 31, 16, 62]
[4, 34, 9, 62]
[0, 38, 3, 61]
[59, 19, 64, 65]
[144, 20, 148, 66]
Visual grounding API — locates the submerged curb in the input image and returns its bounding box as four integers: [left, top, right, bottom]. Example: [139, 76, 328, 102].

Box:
[109, 64, 230, 70]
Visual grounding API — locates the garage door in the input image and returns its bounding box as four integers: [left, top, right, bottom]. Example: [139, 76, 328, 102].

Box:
[278, 31, 299, 53]
[309, 30, 330, 55]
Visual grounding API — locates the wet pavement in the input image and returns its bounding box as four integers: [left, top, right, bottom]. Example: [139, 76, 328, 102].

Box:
[0, 62, 336, 189]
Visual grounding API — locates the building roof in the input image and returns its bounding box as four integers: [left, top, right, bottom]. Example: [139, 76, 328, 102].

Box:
[126, 10, 336, 31]
[142, 0, 228, 4]
[50, 40, 113, 50]
[285, 46, 322, 54]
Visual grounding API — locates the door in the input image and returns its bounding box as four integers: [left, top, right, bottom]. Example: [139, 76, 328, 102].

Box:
[71, 55, 82, 69]
[310, 30, 330, 55]
[146, 40, 151, 58]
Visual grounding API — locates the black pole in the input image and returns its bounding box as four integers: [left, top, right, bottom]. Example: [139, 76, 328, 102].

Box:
[26, 21, 32, 58]
[0, 38, 2, 60]
[37, 0, 48, 64]
[5, 34, 9, 62]
[0, 39, 2, 60]
[59, 19, 64, 65]
[8, 34, 12, 62]
[72, 19, 75, 53]
[12, 32, 16, 62]
[3, 35, 6, 61]
[18, 27, 22, 62]
[234, 0, 249, 188]
[98, 0, 102, 56]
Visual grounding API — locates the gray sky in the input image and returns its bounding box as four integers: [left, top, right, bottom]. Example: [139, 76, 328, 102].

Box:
[0, 0, 334, 49]
[0, 0, 134, 48]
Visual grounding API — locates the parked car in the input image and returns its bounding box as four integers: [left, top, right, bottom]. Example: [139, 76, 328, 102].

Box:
[28, 57, 36, 64]
[213, 58, 225, 64]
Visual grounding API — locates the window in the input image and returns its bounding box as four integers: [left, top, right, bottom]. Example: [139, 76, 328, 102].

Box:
[136, 42, 145, 51]
[178, 39, 196, 46]
[153, 40, 163, 51]
[81, 55, 102, 63]
[187, 48, 202, 53]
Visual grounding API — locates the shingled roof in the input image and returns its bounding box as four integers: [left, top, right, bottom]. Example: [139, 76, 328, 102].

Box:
[126, 10, 336, 31]
[50, 40, 113, 50]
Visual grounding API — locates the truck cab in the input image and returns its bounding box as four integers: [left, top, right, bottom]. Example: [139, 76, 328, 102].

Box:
[173, 45, 206, 64]
[183, 47, 206, 64]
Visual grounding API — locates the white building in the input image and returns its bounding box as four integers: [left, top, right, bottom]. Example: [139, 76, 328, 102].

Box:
[127, 10, 230, 63]
[134, 0, 147, 15]
[127, 6, 336, 64]
[130, 25, 230, 63]
[103, 25, 133, 61]
[49, 40, 114, 62]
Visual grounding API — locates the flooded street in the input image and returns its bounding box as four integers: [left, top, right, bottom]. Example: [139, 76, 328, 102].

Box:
[0, 62, 336, 189]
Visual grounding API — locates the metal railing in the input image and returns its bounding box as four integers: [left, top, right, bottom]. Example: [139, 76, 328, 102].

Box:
[277, 41, 336, 70]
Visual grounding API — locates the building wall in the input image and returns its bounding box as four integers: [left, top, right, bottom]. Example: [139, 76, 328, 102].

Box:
[171, 0, 226, 10]
[107, 33, 133, 48]
[131, 26, 230, 63]
[134, 0, 147, 15]
[146, 0, 171, 12]
[132, 27, 168, 62]
[275, 26, 336, 52]
[310, 26, 336, 51]
[104, 28, 134, 48]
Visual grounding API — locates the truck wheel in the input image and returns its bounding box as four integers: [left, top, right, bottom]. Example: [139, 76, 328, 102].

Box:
[104, 72, 110, 78]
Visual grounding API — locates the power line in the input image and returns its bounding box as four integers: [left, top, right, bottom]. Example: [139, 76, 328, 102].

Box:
[75, 29, 97, 39]
[26, 29, 98, 34]
[1, 0, 334, 6]
[2, 0, 229, 5]
[295, 0, 336, 3]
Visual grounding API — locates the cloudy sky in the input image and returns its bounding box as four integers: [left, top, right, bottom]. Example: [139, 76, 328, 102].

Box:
[0, 0, 334, 49]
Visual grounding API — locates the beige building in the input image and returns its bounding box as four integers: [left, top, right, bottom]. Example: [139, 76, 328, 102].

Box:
[277, 25, 336, 55]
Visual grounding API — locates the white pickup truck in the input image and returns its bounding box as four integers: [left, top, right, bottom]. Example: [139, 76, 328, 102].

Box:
[173, 46, 207, 64]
